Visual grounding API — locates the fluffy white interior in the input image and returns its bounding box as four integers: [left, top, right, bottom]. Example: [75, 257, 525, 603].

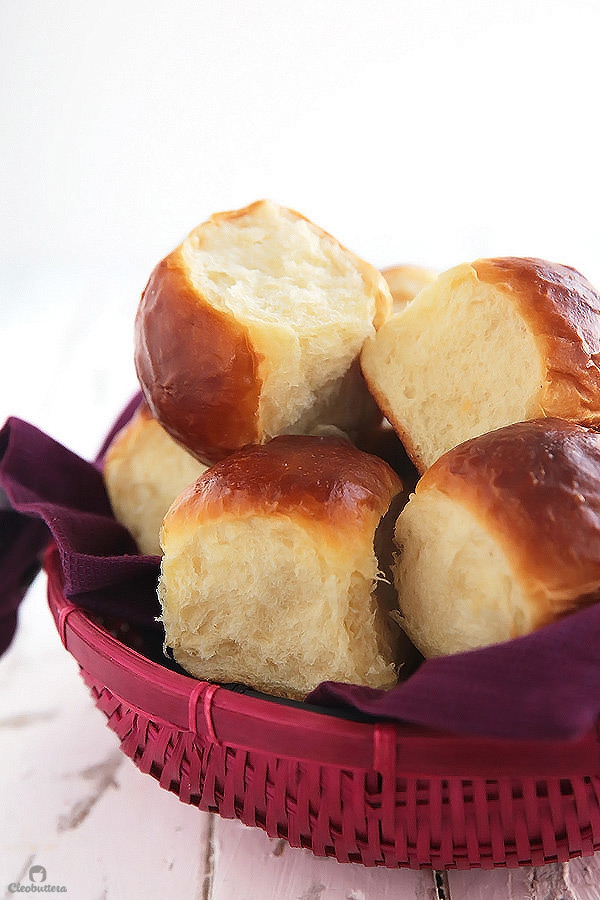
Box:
[105, 416, 207, 556]
[159, 513, 398, 699]
[362, 264, 545, 469]
[392, 489, 536, 657]
[181, 201, 381, 437]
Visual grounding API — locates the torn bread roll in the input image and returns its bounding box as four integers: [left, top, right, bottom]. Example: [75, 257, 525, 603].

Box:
[381, 263, 438, 313]
[392, 419, 600, 658]
[362, 257, 600, 471]
[135, 200, 392, 465]
[103, 402, 207, 555]
[159, 434, 403, 700]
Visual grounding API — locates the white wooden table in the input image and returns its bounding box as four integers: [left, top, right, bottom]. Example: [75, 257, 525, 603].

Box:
[2, 575, 600, 899]
[2, 265, 600, 899]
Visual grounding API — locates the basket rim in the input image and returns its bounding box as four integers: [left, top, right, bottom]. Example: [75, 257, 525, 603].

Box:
[44, 545, 600, 778]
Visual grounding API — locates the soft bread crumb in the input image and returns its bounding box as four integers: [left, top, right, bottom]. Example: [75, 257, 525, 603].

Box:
[160, 515, 397, 699]
[392, 488, 534, 657]
[104, 405, 207, 555]
[361, 263, 544, 470]
[181, 201, 390, 440]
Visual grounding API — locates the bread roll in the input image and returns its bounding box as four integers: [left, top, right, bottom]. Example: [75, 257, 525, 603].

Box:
[362, 257, 600, 471]
[392, 418, 600, 658]
[381, 263, 438, 313]
[103, 402, 207, 555]
[135, 200, 392, 465]
[159, 434, 403, 700]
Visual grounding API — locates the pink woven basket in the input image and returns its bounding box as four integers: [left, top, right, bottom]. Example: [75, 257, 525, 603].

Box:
[45, 545, 600, 870]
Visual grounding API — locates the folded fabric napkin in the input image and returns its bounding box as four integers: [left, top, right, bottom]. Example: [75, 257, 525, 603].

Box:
[1, 400, 600, 741]
[0, 397, 161, 650]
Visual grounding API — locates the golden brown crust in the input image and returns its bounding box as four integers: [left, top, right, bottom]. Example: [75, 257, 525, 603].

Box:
[473, 257, 600, 422]
[103, 399, 149, 461]
[133, 398, 153, 425]
[168, 434, 402, 532]
[134, 250, 263, 465]
[421, 418, 600, 619]
[135, 201, 392, 465]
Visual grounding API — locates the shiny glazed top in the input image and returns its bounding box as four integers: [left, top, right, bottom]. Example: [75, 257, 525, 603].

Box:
[134, 251, 263, 465]
[166, 434, 403, 531]
[474, 257, 600, 421]
[422, 418, 600, 612]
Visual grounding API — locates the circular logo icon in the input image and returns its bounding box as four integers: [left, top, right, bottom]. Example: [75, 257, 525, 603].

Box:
[29, 866, 47, 884]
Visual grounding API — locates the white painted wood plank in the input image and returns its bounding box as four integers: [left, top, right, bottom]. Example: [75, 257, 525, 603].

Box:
[0, 576, 212, 900]
[565, 857, 600, 900]
[447, 867, 532, 900]
[448, 856, 600, 900]
[209, 815, 434, 900]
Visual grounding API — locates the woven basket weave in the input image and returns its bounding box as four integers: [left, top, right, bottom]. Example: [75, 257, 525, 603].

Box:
[45, 545, 600, 870]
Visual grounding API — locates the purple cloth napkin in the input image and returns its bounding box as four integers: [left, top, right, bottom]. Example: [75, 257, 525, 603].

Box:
[1, 402, 599, 741]
[0, 496, 49, 656]
[308, 606, 600, 739]
[0, 403, 162, 654]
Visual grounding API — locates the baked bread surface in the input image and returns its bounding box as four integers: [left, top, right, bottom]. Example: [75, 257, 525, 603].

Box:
[392, 418, 600, 657]
[362, 257, 600, 471]
[159, 434, 403, 699]
[103, 402, 207, 555]
[135, 200, 392, 465]
[381, 263, 438, 313]
[474, 257, 600, 421]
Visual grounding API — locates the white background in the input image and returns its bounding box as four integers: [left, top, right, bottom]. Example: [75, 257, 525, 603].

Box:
[2, 4, 600, 896]
[2, 0, 600, 457]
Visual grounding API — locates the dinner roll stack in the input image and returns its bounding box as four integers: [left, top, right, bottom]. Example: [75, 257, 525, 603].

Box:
[104, 402, 207, 556]
[392, 419, 600, 658]
[362, 257, 600, 471]
[135, 200, 392, 465]
[159, 434, 403, 700]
